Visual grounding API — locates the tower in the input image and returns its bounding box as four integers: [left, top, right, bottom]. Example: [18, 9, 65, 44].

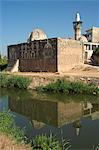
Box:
[73, 12, 82, 40]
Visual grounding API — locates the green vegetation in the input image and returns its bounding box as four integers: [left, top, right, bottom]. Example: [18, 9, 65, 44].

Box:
[0, 112, 70, 149]
[0, 54, 8, 71]
[0, 73, 31, 89]
[37, 79, 99, 95]
[31, 134, 62, 150]
[31, 134, 70, 150]
[0, 112, 26, 143]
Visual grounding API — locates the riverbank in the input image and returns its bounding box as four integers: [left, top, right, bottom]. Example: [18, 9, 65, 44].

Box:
[0, 112, 63, 150]
[0, 134, 31, 150]
[5, 64, 99, 90]
[0, 112, 31, 150]
[0, 64, 99, 93]
[36, 79, 99, 94]
[0, 71, 99, 95]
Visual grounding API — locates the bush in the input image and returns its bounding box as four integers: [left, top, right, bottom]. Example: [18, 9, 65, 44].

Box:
[0, 112, 25, 142]
[31, 134, 62, 150]
[0, 73, 31, 89]
[37, 79, 99, 95]
[0, 55, 8, 71]
[31, 134, 71, 150]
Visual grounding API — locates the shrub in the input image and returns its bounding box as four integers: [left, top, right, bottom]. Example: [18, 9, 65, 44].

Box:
[0, 112, 25, 142]
[0, 73, 31, 89]
[0, 55, 8, 71]
[31, 134, 71, 150]
[37, 79, 99, 95]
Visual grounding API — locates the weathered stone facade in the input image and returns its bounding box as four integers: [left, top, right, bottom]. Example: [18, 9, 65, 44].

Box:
[8, 37, 84, 72]
[19, 38, 57, 72]
[57, 38, 84, 72]
[8, 38, 57, 72]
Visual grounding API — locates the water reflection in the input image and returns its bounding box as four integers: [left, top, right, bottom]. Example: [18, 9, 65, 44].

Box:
[0, 88, 99, 130]
[0, 88, 99, 148]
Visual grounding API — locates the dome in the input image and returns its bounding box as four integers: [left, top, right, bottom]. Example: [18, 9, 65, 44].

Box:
[78, 36, 88, 42]
[28, 28, 47, 41]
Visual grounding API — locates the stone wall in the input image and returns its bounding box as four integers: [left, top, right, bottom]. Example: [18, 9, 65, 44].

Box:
[57, 38, 84, 72]
[8, 45, 20, 67]
[19, 38, 57, 72]
[8, 38, 57, 72]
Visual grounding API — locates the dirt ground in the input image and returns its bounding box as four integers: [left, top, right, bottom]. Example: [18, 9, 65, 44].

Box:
[0, 134, 31, 150]
[11, 64, 99, 78]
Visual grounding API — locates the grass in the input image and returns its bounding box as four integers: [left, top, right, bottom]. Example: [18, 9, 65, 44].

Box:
[0, 73, 31, 89]
[31, 134, 71, 150]
[0, 112, 26, 143]
[36, 79, 99, 95]
[31, 134, 62, 150]
[0, 112, 70, 150]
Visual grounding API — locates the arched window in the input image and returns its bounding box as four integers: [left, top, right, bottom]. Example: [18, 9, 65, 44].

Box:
[43, 41, 53, 58]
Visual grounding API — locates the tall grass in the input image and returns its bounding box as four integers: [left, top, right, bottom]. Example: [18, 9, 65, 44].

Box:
[31, 134, 71, 150]
[0, 112, 26, 143]
[37, 79, 99, 95]
[0, 73, 31, 89]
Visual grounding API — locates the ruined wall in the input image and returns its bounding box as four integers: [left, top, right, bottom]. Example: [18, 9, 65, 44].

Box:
[57, 38, 84, 72]
[19, 38, 57, 72]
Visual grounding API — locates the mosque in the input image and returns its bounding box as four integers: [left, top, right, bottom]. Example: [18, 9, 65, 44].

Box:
[7, 13, 99, 72]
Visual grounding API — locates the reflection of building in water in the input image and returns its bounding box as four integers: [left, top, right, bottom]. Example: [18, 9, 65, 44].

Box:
[57, 102, 83, 126]
[83, 102, 93, 116]
[73, 120, 82, 136]
[8, 95, 99, 131]
[9, 97, 83, 127]
[0, 96, 9, 111]
[83, 102, 99, 120]
[9, 98, 58, 127]
[31, 120, 45, 129]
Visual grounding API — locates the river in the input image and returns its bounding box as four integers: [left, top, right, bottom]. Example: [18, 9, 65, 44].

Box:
[0, 88, 99, 149]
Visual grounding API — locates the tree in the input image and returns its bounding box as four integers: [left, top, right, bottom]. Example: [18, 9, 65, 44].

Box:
[0, 54, 8, 71]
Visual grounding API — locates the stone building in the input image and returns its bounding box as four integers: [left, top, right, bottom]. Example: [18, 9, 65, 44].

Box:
[73, 13, 99, 62]
[7, 13, 99, 72]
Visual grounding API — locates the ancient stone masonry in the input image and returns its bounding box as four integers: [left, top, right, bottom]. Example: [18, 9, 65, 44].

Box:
[57, 38, 84, 72]
[8, 38, 57, 72]
[20, 38, 57, 72]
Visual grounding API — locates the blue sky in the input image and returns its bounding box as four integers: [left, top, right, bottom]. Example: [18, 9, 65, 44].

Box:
[0, 0, 99, 55]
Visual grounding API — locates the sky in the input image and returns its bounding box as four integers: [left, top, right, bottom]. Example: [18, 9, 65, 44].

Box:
[0, 0, 99, 56]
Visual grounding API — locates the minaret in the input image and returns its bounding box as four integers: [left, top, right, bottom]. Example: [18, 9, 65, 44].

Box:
[73, 12, 82, 40]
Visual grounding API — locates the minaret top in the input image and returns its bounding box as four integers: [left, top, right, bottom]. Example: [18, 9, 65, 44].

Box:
[75, 12, 81, 22]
